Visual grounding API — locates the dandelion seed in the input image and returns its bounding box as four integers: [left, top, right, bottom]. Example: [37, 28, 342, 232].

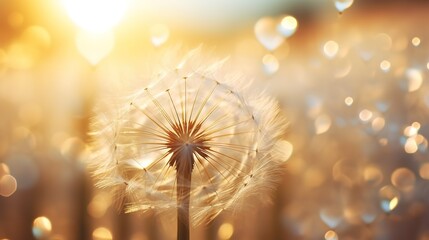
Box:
[89, 49, 287, 239]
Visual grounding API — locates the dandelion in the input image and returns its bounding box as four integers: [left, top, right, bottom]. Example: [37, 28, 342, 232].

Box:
[89, 49, 288, 240]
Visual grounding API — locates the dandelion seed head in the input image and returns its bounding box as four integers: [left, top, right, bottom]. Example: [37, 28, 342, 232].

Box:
[89, 48, 287, 225]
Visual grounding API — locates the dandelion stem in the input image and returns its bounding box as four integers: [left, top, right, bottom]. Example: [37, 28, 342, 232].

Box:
[175, 150, 194, 240]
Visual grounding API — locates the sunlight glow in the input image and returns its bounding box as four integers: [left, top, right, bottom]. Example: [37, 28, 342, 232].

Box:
[62, 0, 130, 33]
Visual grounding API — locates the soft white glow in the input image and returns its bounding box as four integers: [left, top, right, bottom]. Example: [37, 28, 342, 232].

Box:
[62, 0, 129, 33]
[334, 0, 353, 13]
[323, 40, 339, 59]
[277, 15, 298, 38]
[75, 31, 115, 65]
[344, 97, 353, 106]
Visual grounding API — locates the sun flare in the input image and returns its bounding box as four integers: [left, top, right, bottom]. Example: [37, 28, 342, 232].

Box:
[61, 0, 130, 33]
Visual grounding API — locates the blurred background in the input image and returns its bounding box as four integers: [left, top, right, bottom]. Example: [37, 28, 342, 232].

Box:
[2, 0, 429, 239]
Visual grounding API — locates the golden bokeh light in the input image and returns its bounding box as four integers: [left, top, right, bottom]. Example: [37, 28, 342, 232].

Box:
[404, 138, 418, 154]
[254, 17, 285, 51]
[0, 174, 17, 197]
[315, 114, 332, 134]
[0, 163, 10, 176]
[278, 15, 298, 38]
[32, 216, 52, 239]
[323, 40, 339, 59]
[419, 163, 429, 180]
[371, 117, 385, 132]
[344, 96, 354, 106]
[363, 165, 383, 186]
[273, 140, 294, 162]
[380, 60, 391, 72]
[391, 168, 416, 193]
[92, 227, 113, 240]
[406, 68, 423, 92]
[218, 222, 234, 240]
[359, 109, 373, 122]
[262, 53, 279, 75]
[1, 1, 429, 240]
[379, 185, 400, 213]
[324, 230, 338, 240]
[411, 37, 421, 47]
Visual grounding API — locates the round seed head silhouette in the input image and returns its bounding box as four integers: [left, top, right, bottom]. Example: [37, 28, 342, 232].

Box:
[89, 49, 288, 239]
